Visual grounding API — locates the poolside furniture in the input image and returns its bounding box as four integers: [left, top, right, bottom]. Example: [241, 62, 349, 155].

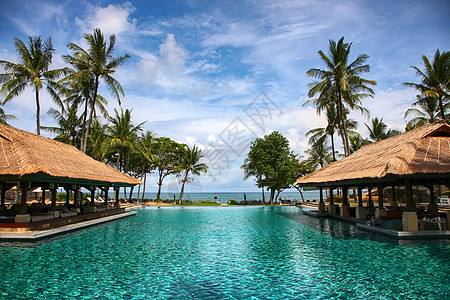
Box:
[419, 216, 446, 230]
[439, 195, 449, 206]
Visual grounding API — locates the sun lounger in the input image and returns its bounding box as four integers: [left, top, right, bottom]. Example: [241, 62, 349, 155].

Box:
[439, 195, 449, 206]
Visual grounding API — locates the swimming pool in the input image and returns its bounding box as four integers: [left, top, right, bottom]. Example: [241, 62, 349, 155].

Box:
[1, 206, 449, 299]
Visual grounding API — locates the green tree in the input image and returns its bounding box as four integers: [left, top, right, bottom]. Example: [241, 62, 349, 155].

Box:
[404, 94, 448, 129]
[0, 103, 16, 125]
[152, 137, 185, 201]
[177, 145, 208, 204]
[135, 130, 156, 202]
[42, 102, 83, 146]
[290, 155, 315, 201]
[107, 108, 145, 172]
[63, 28, 130, 152]
[306, 105, 338, 161]
[86, 120, 109, 161]
[349, 134, 369, 153]
[365, 117, 400, 142]
[305, 140, 332, 169]
[404, 49, 450, 120]
[307, 37, 376, 156]
[242, 131, 295, 205]
[0, 36, 67, 135]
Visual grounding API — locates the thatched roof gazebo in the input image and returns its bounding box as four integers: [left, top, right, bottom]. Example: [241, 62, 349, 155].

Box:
[0, 124, 142, 223]
[295, 120, 450, 231]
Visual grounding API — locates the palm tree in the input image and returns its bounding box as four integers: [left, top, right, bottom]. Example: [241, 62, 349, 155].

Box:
[63, 28, 130, 152]
[87, 120, 109, 161]
[305, 140, 332, 169]
[107, 108, 145, 172]
[365, 117, 400, 142]
[0, 36, 67, 135]
[307, 37, 376, 156]
[41, 103, 83, 146]
[135, 130, 155, 202]
[306, 105, 338, 161]
[404, 94, 446, 129]
[0, 104, 16, 125]
[59, 70, 109, 151]
[177, 145, 208, 204]
[404, 50, 450, 120]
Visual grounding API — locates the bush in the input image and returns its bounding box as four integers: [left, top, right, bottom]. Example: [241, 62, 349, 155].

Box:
[327, 195, 343, 203]
[398, 194, 419, 203]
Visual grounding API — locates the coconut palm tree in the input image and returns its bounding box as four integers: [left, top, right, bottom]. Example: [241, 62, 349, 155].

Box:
[307, 37, 376, 156]
[135, 130, 155, 202]
[404, 50, 450, 120]
[306, 105, 338, 161]
[305, 140, 332, 169]
[107, 108, 145, 172]
[177, 145, 208, 204]
[365, 117, 400, 142]
[41, 103, 83, 146]
[63, 28, 130, 152]
[0, 36, 67, 135]
[404, 94, 447, 129]
[59, 70, 109, 151]
[0, 104, 16, 125]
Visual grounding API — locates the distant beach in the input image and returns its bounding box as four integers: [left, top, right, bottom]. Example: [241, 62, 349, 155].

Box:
[121, 190, 321, 204]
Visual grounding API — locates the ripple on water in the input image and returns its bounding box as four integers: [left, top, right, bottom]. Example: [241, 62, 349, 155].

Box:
[0, 206, 449, 299]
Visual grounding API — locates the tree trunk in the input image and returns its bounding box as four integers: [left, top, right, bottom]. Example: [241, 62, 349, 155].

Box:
[438, 96, 445, 120]
[330, 133, 336, 161]
[261, 186, 265, 204]
[157, 170, 163, 201]
[269, 188, 275, 205]
[129, 185, 134, 201]
[179, 171, 189, 204]
[275, 190, 281, 203]
[80, 96, 89, 151]
[36, 89, 41, 135]
[293, 186, 305, 202]
[82, 76, 99, 153]
[142, 173, 147, 202]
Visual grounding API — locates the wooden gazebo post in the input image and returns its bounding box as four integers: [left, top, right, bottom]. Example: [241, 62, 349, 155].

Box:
[1, 185, 5, 207]
[318, 187, 325, 213]
[402, 179, 418, 231]
[114, 187, 120, 208]
[356, 185, 366, 220]
[341, 186, 350, 217]
[328, 187, 337, 215]
[376, 183, 387, 218]
[15, 182, 31, 223]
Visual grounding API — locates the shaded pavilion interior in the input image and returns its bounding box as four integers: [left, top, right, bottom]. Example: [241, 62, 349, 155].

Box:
[295, 121, 450, 231]
[0, 124, 142, 227]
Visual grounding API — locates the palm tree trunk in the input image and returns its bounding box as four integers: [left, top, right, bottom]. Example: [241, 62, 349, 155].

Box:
[438, 96, 445, 120]
[330, 133, 336, 161]
[179, 171, 189, 204]
[36, 89, 41, 135]
[142, 173, 147, 202]
[82, 77, 99, 153]
[80, 96, 89, 151]
[157, 170, 163, 201]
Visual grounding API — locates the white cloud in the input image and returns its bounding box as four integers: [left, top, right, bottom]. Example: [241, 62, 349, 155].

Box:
[75, 1, 136, 36]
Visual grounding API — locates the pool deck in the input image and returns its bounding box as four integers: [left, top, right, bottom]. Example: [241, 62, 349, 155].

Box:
[0, 210, 136, 241]
[298, 203, 450, 241]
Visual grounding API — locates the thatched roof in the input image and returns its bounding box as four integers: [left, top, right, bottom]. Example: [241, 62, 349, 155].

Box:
[296, 121, 450, 187]
[0, 124, 142, 187]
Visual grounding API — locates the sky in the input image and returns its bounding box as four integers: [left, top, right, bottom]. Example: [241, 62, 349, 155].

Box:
[0, 0, 449, 194]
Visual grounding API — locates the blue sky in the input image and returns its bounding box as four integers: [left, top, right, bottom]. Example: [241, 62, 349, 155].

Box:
[0, 0, 449, 194]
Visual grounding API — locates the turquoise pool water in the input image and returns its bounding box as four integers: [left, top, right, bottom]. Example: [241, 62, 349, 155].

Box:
[1, 206, 449, 299]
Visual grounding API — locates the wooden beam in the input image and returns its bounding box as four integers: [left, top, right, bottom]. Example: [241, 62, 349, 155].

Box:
[405, 179, 415, 211]
[357, 185, 363, 207]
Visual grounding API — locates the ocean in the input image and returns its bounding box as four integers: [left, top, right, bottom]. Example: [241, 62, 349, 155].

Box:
[120, 190, 322, 204]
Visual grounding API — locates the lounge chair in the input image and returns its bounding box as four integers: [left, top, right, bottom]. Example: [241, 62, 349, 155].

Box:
[439, 195, 449, 206]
